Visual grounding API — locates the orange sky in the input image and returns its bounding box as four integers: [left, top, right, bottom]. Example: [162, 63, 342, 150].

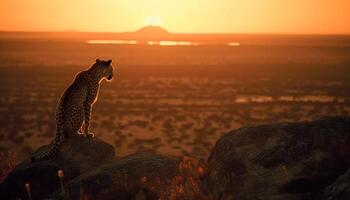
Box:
[0, 0, 349, 34]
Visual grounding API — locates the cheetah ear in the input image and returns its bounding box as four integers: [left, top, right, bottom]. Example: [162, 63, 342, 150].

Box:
[107, 59, 112, 65]
[96, 59, 100, 63]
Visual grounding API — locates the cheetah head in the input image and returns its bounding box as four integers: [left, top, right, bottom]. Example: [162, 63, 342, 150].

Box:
[95, 59, 114, 81]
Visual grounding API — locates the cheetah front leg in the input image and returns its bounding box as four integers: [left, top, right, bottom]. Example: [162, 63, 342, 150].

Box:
[84, 102, 94, 139]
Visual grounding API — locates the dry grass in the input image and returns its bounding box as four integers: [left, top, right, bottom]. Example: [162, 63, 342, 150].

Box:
[0, 151, 18, 183]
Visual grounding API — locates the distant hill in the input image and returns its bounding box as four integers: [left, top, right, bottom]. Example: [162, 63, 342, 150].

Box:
[135, 25, 170, 36]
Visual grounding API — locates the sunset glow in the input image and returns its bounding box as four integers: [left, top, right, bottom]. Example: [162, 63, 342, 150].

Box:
[86, 40, 138, 45]
[0, 0, 349, 34]
[144, 16, 163, 27]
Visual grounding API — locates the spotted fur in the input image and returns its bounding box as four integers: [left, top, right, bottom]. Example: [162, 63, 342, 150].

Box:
[31, 59, 114, 162]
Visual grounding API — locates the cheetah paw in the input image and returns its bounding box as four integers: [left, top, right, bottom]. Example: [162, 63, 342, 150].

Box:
[73, 131, 85, 138]
[85, 132, 95, 139]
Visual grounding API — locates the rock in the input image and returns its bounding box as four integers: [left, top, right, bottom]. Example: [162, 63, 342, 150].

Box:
[0, 137, 115, 199]
[51, 153, 206, 200]
[325, 169, 350, 200]
[0, 138, 206, 200]
[2, 116, 350, 200]
[206, 116, 350, 200]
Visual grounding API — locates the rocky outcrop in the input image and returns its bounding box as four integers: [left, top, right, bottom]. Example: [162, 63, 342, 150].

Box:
[0, 138, 205, 200]
[1, 116, 350, 200]
[0, 138, 115, 199]
[52, 153, 205, 200]
[325, 169, 350, 200]
[206, 116, 350, 200]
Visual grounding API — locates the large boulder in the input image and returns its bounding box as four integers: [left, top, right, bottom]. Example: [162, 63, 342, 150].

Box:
[324, 169, 350, 200]
[52, 153, 206, 200]
[0, 139, 206, 200]
[206, 116, 350, 200]
[0, 137, 115, 199]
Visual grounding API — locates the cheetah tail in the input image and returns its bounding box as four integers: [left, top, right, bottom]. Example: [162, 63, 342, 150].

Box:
[30, 130, 63, 162]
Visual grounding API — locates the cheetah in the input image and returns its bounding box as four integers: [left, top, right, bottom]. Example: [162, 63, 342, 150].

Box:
[31, 59, 114, 162]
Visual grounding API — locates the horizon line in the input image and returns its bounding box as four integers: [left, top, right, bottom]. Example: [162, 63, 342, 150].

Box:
[0, 26, 349, 36]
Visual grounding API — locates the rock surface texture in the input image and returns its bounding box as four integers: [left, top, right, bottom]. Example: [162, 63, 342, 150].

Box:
[1, 116, 350, 200]
[53, 153, 205, 200]
[206, 116, 350, 200]
[0, 138, 115, 199]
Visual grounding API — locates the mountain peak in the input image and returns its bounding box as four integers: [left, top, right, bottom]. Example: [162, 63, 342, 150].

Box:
[136, 25, 170, 35]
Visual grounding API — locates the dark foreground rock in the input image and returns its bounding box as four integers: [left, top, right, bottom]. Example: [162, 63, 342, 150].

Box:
[324, 169, 350, 200]
[0, 138, 205, 200]
[52, 153, 205, 200]
[206, 116, 350, 200]
[1, 116, 350, 200]
[0, 137, 115, 199]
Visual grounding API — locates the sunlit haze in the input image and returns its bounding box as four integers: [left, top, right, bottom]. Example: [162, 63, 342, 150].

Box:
[144, 15, 163, 27]
[0, 0, 350, 34]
